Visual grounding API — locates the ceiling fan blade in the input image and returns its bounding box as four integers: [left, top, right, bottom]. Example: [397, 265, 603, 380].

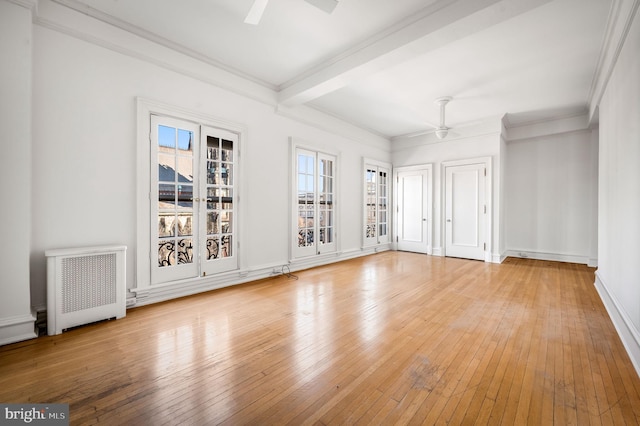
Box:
[405, 127, 460, 139]
[244, 0, 269, 25]
[305, 0, 339, 14]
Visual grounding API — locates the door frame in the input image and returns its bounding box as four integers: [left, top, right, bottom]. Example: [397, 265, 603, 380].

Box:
[134, 98, 246, 298]
[289, 138, 340, 262]
[441, 157, 492, 262]
[393, 164, 433, 255]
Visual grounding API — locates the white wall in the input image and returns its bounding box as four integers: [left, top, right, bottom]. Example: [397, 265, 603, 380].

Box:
[28, 1, 390, 309]
[504, 127, 598, 265]
[499, 130, 508, 260]
[391, 114, 599, 267]
[0, 0, 37, 345]
[391, 123, 502, 260]
[595, 3, 640, 374]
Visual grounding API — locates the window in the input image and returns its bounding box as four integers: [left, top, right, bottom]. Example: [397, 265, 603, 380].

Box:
[363, 160, 391, 246]
[294, 147, 337, 258]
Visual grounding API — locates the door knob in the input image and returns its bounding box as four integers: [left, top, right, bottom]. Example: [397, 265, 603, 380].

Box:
[446, 219, 452, 222]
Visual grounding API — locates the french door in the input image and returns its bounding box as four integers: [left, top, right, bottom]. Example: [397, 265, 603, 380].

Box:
[364, 163, 390, 246]
[151, 115, 238, 284]
[294, 148, 337, 258]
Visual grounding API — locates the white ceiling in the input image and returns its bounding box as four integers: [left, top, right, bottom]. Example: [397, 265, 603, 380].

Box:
[56, 0, 612, 138]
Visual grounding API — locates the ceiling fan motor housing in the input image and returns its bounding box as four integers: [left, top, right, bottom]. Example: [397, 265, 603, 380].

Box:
[435, 128, 449, 139]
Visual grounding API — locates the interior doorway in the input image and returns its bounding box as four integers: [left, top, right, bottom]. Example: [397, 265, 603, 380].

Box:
[443, 158, 491, 261]
[395, 165, 432, 254]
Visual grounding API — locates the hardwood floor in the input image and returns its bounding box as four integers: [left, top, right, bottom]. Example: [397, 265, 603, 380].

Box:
[1, 252, 639, 425]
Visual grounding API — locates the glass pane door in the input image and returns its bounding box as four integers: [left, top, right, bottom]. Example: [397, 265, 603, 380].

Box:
[151, 115, 199, 284]
[378, 169, 389, 242]
[365, 168, 377, 241]
[318, 155, 335, 252]
[363, 164, 390, 246]
[201, 126, 238, 275]
[296, 150, 316, 258]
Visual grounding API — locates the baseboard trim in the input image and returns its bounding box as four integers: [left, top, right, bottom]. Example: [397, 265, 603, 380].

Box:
[594, 271, 640, 377]
[0, 312, 37, 346]
[503, 249, 592, 265]
[131, 248, 389, 307]
[433, 248, 502, 263]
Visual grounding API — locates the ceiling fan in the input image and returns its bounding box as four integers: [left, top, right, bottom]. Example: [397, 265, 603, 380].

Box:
[245, 0, 340, 25]
[433, 96, 453, 139]
[406, 96, 459, 140]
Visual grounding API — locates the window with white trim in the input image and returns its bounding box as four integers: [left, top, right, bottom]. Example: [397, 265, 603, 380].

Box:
[294, 147, 337, 258]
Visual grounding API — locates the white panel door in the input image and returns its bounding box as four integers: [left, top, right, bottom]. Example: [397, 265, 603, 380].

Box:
[397, 168, 431, 254]
[445, 163, 485, 260]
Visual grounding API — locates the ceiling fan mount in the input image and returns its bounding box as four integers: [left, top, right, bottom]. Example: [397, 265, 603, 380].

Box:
[434, 96, 453, 139]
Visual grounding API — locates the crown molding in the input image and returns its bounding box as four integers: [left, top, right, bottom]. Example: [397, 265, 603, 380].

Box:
[275, 104, 391, 153]
[34, 0, 390, 149]
[34, 0, 277, 107]
[391, 118, 501, 149]
[503, 112, 591, 142]
[306, 103, 391, 140]
[503, 108, 588, 129]
[588, 0, 640, 121]
[6, 0, 38, 12]
[48, 0, 276, 91]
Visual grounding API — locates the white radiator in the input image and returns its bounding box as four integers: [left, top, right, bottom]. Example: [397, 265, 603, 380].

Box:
[46, 245, 127, 335]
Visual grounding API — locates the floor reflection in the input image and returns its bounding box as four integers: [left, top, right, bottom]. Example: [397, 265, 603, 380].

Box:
[360, 275, 382, 343]
[150, 315, 234, 419]
[155, 324, 194, 376]
[293, 282, 329, 378]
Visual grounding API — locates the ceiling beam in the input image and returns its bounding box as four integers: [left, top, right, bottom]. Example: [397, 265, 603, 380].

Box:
[305, 0, 340, 14]
[244, 0, 269, 25]
[277, 0, 553, 106]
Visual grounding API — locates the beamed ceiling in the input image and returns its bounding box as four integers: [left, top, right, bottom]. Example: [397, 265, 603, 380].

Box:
[51, 0, 612, 138]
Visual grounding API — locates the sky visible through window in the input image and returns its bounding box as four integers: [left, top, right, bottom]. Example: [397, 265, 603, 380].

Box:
[158, 125, 193, 151]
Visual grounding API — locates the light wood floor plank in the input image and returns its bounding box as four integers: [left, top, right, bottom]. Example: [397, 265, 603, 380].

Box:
[1, 253, 639, 424]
